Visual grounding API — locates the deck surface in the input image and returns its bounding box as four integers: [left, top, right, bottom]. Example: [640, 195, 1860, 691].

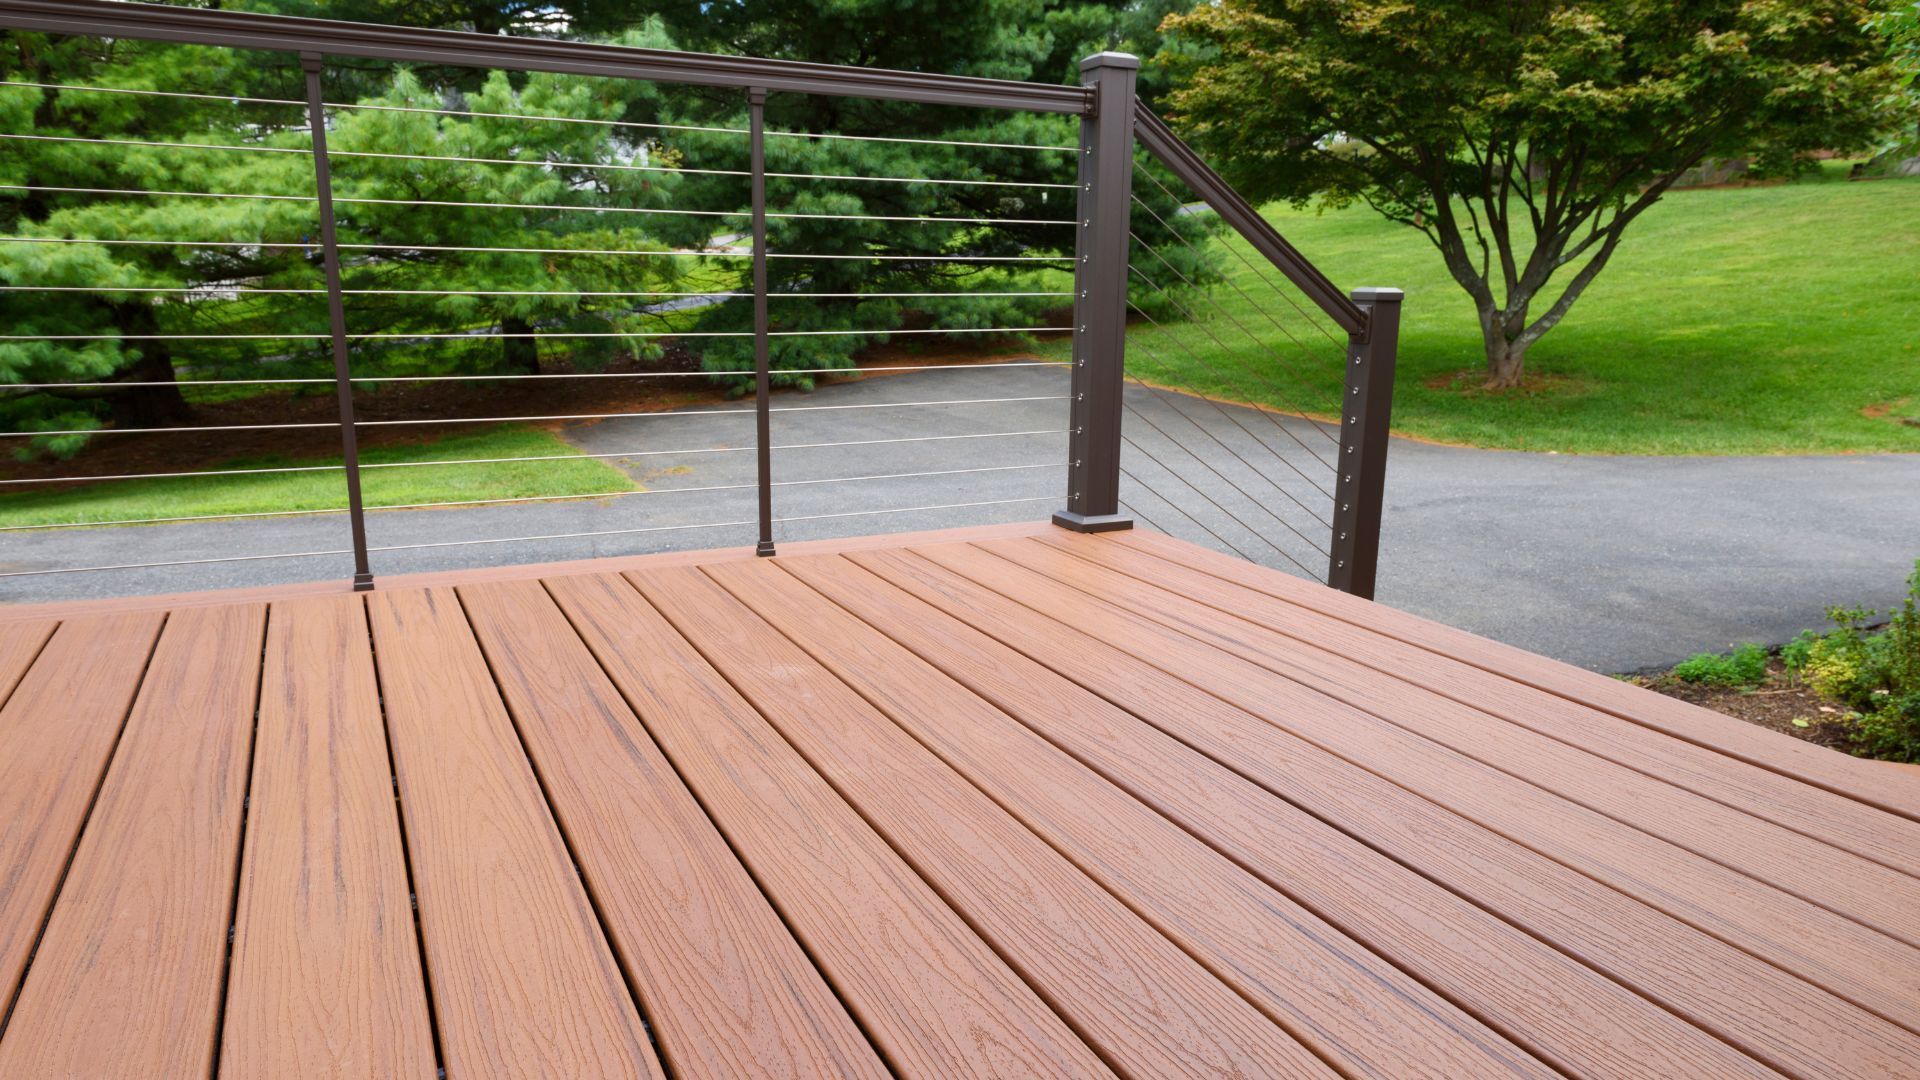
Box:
[1, 524, 1917, 1078]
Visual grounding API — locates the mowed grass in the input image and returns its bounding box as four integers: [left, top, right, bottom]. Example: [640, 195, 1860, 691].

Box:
[1087, 164, 1920, 455]
[0, 424, 636, 528]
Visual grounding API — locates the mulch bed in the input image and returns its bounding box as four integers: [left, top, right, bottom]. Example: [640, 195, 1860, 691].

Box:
[1624, 658, 1856, 751]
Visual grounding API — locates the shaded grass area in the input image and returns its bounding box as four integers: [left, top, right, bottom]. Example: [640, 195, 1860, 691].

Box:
[1072, 163, 1920, 455]
[0, 424, 636, 528]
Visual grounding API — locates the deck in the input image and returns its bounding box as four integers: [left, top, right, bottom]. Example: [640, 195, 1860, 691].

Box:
[0, 524, 1917, 1079]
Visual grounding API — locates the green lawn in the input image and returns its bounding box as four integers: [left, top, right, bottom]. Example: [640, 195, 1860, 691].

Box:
[0, 424, 636, 528]
[1092, 164, 1920, 455]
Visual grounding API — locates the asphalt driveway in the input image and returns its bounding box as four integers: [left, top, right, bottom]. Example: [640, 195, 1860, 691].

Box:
[3, 360, 1914, 673]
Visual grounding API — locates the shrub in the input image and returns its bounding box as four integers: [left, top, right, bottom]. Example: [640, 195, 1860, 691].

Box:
[1673, 642, 1770, 687]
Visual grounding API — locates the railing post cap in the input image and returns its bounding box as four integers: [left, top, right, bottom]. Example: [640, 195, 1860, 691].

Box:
[1351, 287, 1404, 304]
[1080, 51, 1141, 72]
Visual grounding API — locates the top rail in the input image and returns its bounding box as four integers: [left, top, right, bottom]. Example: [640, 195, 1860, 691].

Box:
[0, 0, 1092, 114]
[1131, 105, 1367, 337]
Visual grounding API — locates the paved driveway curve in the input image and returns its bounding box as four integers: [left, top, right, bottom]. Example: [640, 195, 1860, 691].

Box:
[2, 361, 1913, 673]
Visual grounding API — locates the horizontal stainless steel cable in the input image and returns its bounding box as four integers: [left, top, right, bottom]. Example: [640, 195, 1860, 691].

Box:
[0, 545, 366, 579]
[0, 83, 1076, 154]
[0, 236, 317, 249]
[0, 80, 304, 107]
[1, 395, 1068, 437]
[341, 241, 725, 257]
[766, 129, 1077, 153]
[765, 170, 1077, 191]
[768, 252, 1070, 262]
[1118, 456, 1259, 565]
[1123, 299, 1338, 482]
[0, 183, 310, 203]
[1128, 226, 1346, 419]
[0, 463, 1055, 531]
[0, 361, 1064, 391]
[1, 285, 742, 298]
[0, 327, 1064, 342]
[773, 495, 1055, 528]
[0, 132, 307, 154]
[325, 98, 745, 135]
[1134, 165, 1349, 357]
[0, 495, 1061, 578]
[0, 183, 1061, 228]
[1122, 394, 1329, 558]
[1121, 247, 1336, 441]
[1120, 429, 1314, 575]
[0, 428, 1067, 486]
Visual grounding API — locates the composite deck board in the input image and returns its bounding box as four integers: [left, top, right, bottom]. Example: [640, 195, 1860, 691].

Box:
[986, 536, 1920, 945]
[546, 571, 1114, 1078]
[780, 553, 1779, 1080]
[1054, 531, 1920, 880]
[0, 612, 163, 1023]
[0, 618, 54, 709]
[1112, 527, 1920, 822]
[366, 587, 663, 1080]
[842, 546, 1920, 1079]
[2, 524, 1917, 1077]
[456, 578, 889, 1080]
[0, 605, 264, 1079]
[220, 596, 437, 1080]
[907, 540, 1920, 1031]
[696, 559, 1547, 1080]
[665, 562, 1338, 1080]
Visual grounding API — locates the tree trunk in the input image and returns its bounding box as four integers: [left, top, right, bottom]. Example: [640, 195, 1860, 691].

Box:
[108, 305, 191, 427]
[501, 315, 540, 375]
[1483, 334, 1528, 389]
[1477, 304, 1528, 389]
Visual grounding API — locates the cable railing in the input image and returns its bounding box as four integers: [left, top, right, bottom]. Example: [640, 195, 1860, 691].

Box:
[0, 1, 1398, 604]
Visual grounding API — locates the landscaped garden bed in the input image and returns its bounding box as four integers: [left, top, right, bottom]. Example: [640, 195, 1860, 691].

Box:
[1627, 560, 1920, 763]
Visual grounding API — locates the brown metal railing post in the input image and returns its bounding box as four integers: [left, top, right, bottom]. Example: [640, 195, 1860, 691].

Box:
[748, 86, 776, 557]
[1328, 287, 1402, 599]
[1052, 51, 1137, 534]
[301, 52, 374, 590]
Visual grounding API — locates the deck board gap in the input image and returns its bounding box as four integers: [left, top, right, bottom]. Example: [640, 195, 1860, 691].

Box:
[535, 575, 905, 1080]
[0, 621, 57, 714]
[0, 611, 168, 1043]
[448, 586, 679, 1079]
[358, 595, 451, 1080]
[206, 605, 272, 1080]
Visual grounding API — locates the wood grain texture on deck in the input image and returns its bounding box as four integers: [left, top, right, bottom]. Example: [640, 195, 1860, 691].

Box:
[220, 596, 436, 1079]
[0, 612, 163, 1023]
[0, 604, 264, 1079]
[907, 540, 1920, 1037]
[367, 587, 662, 1080]
[555, 570, 1112, 1078]
[1, 527, 1916, 1079]
[457, 577, 887, 1080]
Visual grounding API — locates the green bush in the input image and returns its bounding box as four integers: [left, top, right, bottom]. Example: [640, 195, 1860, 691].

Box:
[1788, 561, 1920, 762]
[1673, 642, 1771, 687]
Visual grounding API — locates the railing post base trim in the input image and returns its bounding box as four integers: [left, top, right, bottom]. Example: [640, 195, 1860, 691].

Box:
[351, 572, 375, 592]
[756, 541, 777, 558]
[1051, 510, 1134, 534]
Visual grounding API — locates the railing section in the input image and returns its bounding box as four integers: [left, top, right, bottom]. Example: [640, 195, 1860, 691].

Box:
[0, 0, 1397, 601]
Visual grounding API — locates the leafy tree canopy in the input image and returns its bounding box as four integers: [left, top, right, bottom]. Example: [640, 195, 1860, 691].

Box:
[1163, 0, 1898, 387]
